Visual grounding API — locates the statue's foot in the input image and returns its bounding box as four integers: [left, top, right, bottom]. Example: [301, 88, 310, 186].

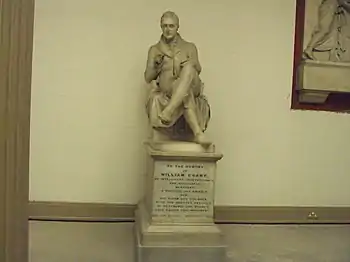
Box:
[152, 128, 170, 141]
[302, 49, 315, 60]
[158, 111, 172, 125]
[194, 133, 211, 147]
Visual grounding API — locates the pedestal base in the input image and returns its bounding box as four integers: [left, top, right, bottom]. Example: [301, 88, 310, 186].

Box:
[134, 228, 227, 262]
[134, 207, 227, 262]
[297, 60, 350, 104]
[134, 141, 227, 262]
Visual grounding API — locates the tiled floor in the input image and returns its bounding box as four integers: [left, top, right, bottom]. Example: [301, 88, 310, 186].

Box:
[29, 221, 350, 262]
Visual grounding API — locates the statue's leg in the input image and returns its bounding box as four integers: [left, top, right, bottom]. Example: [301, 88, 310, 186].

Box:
[159, 63, 195, 124]
[183, 93, 211, 146]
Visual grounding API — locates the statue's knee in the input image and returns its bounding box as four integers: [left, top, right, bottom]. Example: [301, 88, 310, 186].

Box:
[180, 63, 196, 78]
[182, 61, 196, 71]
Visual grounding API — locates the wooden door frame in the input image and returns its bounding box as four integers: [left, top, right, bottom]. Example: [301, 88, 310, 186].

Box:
[0, 0, 35, 261]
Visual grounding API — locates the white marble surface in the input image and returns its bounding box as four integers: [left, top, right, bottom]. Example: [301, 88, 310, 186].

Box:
[299, 60, 350, 93]
[149, 141, 215, 153]
[151, 160, 215, 223]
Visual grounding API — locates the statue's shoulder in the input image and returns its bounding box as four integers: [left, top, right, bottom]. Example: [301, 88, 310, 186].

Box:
[149, 42, 159, 49]
[183, 39, 195, 45]
[148, 42, 161, 54]
[181, 39, 197, 50]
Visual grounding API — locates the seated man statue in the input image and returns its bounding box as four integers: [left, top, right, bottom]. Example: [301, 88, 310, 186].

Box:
[144, 11, 211, 145]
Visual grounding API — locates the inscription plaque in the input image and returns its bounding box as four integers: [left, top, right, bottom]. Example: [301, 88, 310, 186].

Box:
[152, 160, 215, 223]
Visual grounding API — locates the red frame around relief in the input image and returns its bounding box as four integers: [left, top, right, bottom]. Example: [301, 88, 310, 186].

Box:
[291, 0, 350, 112]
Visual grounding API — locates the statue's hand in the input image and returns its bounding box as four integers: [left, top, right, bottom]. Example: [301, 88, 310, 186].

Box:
[340, 0, 350, 12]
[154, 54, 164, 68]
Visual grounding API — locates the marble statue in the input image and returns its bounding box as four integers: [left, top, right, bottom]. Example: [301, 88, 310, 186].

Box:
[144, 11, 211, 145]
[303, 0, 350, 62]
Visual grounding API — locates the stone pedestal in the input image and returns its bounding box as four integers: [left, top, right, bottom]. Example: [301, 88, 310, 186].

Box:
[134, 141, 227, 262]
[297, 60, 350, 104]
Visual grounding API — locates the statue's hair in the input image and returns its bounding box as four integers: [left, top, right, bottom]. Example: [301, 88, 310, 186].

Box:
[160, 11, 179, 26]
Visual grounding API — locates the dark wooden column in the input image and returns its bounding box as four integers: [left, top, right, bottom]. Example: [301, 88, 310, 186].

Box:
[0, 0, 35, 261]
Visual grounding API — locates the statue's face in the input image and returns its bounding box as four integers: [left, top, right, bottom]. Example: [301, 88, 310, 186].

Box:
[161, 17, 179, 41]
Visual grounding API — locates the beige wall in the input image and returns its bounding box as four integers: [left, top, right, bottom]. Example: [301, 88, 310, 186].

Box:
[30, 0, 350, 206]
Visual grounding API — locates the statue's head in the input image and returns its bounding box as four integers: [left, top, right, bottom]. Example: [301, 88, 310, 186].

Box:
[160, 11, 179, 41]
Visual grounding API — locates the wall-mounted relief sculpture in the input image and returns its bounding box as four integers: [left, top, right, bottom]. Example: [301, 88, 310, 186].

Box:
[292, 0, 350, 112]
[303, 0, 350, 62]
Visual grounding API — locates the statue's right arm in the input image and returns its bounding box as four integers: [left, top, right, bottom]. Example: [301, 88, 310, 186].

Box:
[144, 46, 159, 83]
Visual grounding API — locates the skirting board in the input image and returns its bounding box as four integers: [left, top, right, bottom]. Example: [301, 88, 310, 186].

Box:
[28, 201, 350, 224]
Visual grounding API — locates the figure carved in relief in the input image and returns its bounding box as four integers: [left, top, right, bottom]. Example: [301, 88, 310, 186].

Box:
[303, 0, 350, 62]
